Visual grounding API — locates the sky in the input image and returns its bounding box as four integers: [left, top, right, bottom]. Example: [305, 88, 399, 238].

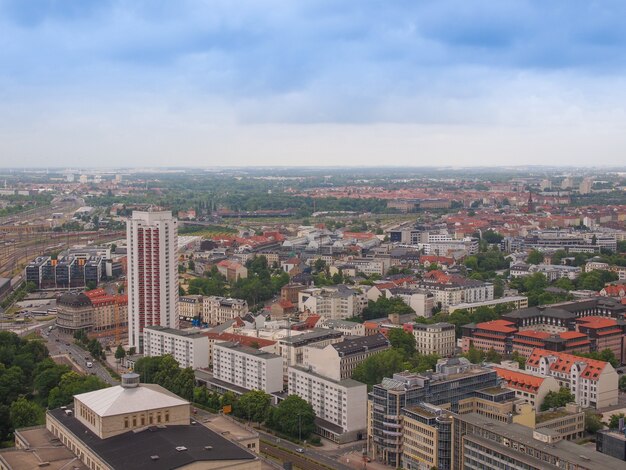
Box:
[1, 0, 626, 168]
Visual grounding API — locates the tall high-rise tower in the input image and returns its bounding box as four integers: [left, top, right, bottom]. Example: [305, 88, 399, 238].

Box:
[127, 211, 179, 350]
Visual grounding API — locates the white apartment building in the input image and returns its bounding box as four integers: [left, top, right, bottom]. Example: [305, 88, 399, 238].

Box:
[303, 333, 390, 381]
[213, 342, 284, 394]
[179, 294, 203, 320]
[416, 278, 493, 313]
[410, 322, 456, 357]
[202, 296, 248, 325]
[318, 319, 366, 336]
[143, 325, 209, 369]
[288, 366, 367, 443]
[277, 329, 344, 378]
[526, 348, 618, 409]
[383, 288, 434, 317]
[127, 211, 179, 351]
[298, 286, 367, 319]
[346, 258, 388, 276]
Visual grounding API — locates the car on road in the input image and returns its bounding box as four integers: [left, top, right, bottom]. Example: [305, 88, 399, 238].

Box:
[86, 361, 93, 368]
[295, 448, 305, 453]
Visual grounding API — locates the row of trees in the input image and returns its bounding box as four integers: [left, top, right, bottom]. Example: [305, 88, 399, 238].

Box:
[414, 303, 516, 337]
[134, 354, 317, 442]
[0, 331, 108, 444]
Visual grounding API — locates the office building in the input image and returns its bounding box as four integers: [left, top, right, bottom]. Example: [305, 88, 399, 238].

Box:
[213, 342, 283, 394]
[127, 211, 179, 350]
[452, 412, 621, 470]
[597, 428, 626, 461]
[288, 366, 367, 443]
[368, 358, 498, 466]
[143, 325, 209, 369]
[400, 404, 454, 470]
[56, 292, 93, 334]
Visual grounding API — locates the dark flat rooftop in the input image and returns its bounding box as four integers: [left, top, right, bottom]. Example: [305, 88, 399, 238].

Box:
[49, 408, 256, 470]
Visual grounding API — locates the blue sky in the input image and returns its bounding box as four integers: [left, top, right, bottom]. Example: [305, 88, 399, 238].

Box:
[1, 0, 626, 167]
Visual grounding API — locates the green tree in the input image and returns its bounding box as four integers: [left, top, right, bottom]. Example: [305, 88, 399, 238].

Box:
[313, 258, 326, 273]
[9, 397, 45, 428]
[352, 349, 405, 388]
[33, 360, 70, 402]
[86, 280, 97, 291]
[510, 351, 526, 369]
[619, 375, 626, 392]
[540, 387, 574, 411]
[48, 372, 108, 408]
[388, 328, 416, 358]
[585, 411, 604, 434]
[482, 230, 503, 244]
[362, 296, 414, 321]
[235, 390, 272, 423]
[527, 250, 543, 265]
[464, 345, 485, 364]
[609, 413, 625, 430]
[269, 395, 315, 440]
[485, 348, 502, 363]
[114, 345, 126, 362]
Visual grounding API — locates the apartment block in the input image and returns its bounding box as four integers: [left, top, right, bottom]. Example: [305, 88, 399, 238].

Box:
[526, 348, 618, 408]
[298, 286, 367, 319]
[288, 366, 367, 443]
[213, 342, 283, 394]
[143, 325, 209, 369]
[303, 333, 390, 381]
[382, 287, 434, 317]
[89, 293, 128, 340]
[409, 322, 455, 357]
[277, 329, 343, 377]
[127, 211, 179, 350]
[202, 296, 248, 325]
[318, 318, 366, 336]
[179, 294, 203, 320]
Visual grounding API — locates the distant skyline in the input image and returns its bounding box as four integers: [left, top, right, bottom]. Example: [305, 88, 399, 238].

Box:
[1, 1, 626, 167]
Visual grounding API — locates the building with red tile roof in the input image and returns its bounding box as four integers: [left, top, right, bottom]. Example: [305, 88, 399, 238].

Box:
[526, 348, 618, 409]
[493, 366, 560, 411]
[461, 320, 517, 355]
[576, 316, 626, 363]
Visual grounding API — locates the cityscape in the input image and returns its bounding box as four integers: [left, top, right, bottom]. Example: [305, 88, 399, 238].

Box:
[2, 2, 626, 470]
[1, 167, 626, 470]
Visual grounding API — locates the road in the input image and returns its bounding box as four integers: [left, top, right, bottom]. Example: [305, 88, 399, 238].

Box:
[46, 327, 119, 386]
[257, 430, 355, 470]
[190, 407, 358, 470]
